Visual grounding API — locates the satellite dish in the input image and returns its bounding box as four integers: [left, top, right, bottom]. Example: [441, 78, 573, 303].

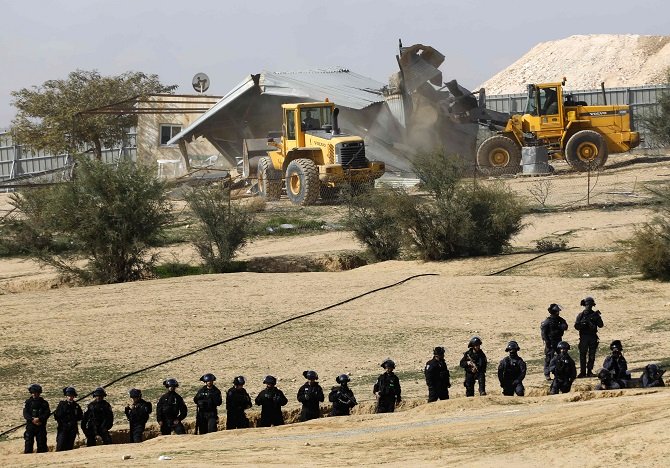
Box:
[192, 73, 210, 93]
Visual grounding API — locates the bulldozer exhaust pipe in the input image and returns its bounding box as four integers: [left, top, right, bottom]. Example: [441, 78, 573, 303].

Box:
[333, 108, 341, 135]
[600, 82, 607, 105]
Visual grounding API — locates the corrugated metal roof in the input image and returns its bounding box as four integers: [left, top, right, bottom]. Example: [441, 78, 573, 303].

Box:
[168, 68, 384, 145]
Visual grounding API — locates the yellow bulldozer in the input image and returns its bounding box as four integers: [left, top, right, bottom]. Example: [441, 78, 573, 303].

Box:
[446, 79, 640, 173]
[255, 101, 385, 205]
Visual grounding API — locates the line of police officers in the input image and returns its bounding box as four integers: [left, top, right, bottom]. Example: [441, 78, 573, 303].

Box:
[21, 296, 666, 454]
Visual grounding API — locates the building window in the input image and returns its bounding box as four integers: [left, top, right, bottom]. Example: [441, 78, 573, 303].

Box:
[160, 124, 182, 146]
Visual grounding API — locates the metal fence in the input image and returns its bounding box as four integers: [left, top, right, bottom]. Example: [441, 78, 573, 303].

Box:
[485, 84, 669, 148]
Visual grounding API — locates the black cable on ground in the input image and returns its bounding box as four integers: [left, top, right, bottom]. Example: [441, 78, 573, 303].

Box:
[0, 272, 438, 438]
[486, 247, 579, 276]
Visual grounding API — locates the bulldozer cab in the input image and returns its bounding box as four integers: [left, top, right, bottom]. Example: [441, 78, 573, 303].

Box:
[523, 83, 564, 137]
[281, 103, 334, 153]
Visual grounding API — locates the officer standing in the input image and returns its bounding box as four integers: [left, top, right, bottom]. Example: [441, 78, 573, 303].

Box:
[574, 296, 604, 377]
[82, 387, 114, 446]
[548, 341, 577, 394]
[22, 383, 50, 454]
[541, 303, 568, 380]
[156, 378, 187, 435]
[424, 346, 451, 402]
[328, 374, 357, 416]
[373, 359, 402, 413]
[124, 388, 152, 443]
[460, 336, 488, 397]
[255, 375, 288, 427]
[193, 373, 223, 434]
[54, 386, 83, 451]
[497, 341, 526, 396]
[297, 370, 325, 422]
[225, 376, 252, 429]
[602, 340, 630, 388]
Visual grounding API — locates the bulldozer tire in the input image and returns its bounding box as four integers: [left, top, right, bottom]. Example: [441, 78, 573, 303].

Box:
[476, 135, 522, 175]
[285, 159, 319, 205]
[565, 130, 608, 172]
[257, 157, 282, 200]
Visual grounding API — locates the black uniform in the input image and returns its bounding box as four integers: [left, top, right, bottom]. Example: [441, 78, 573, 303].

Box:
[297, 382, 325, 422]
[424, 357, 451, 402]
[328, 385, 357, 416]
[23, 396, 50, 454]
[594, 368, 621, 390]
[602, 353, 629, 388]
[574, 309, 604, 375]
[194, 385, 223, 434]
[460, 349, 487, 397]
[541, 315, 568, 378]
[641, 365, 665, 388]
[54, 399, 83, 451]
[82, 399, 114, 446]
[255, 387, 288, 427]
[548, 352, 577, 394]
[373, 372, 401, 413]
[498, 353, 527, 396]
[124, 399, 152, 443]
[225, 386, 252, 429]
[156, 391, 187, 435]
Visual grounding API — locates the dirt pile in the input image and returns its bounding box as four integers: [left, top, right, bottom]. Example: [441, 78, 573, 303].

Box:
[480, 34, 670, 94]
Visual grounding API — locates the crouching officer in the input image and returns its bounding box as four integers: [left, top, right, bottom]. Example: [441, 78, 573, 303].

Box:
[594, 368, 621, 390]
[329, 374, 357, 416]
[541, 303, 568, 380]
[374, 359, 401, 413]
[157, 378, 187, 435]
[548, 341, 577, 394]
[125, 388, 152, 443]
[82, 387, 113, 446]
[498, 341, 526, 396]
[574, 296, 604, 377]
[23, 383, 50, 454]
[54, 386, 83, 451]
[226, 376, 252, 429]
[297, 370, 325, 422]
[460, 336, 487, 397]
[425, 346, 451, 402]
[255, 375, 288, 427]
[602, 340, 630, 389]
[641, 364, 665, 388]
[194, 373, 222, 434]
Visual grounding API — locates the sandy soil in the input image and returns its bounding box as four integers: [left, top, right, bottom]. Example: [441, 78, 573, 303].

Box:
[1, 153, 670, 466]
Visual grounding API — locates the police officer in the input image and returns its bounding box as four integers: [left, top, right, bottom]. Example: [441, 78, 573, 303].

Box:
[574, 296, 604, 377]
[82, 387, 113, 446]
[255, 375, 288, 427]
[602, 340, 630, 388]
[373, 359, 401, 413]
[124, 388, 152, 443]
[156, 378, 187, 435]
[297, 370, 325, 422]
[594, 368, 621, 390]
[194, 373, 222, 434]
[226, 376, 252, 429]
[54, 386, 83, 451]
[460, 336, 487, 397]
[22, 383, 50, 454]
[328, 374, 357, 416]
[641, 364, 665, 388]
[548, 341, 577, 394]
[424, 346, 451, 402]
[497, 341, 526, 396]
[541, 303, 568, 380]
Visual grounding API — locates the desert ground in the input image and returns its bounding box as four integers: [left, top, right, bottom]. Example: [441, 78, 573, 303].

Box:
[1, 152, 670, 466]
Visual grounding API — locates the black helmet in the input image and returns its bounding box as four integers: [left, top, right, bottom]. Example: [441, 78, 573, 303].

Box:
[92, 387, 107, 397]
[610, 340, 623, 352]
[646, 363, 660, 374]
[63, 386, 77, 397]
[303, 370, 319, 380]
[200, 373, 216, 383]
[128, 388, 142, 398]
[556, 341, 570, 351]
[163, 378, 179, 388]
[597, 368, 613, 381]
[580, 296, 596, 307]
[28, 383, 42, 394]
[381, 359, 396, 369]
[468, 336, 482, 348]
[263, 375, 277, 385]
[233, 376, 246, 386]
[336, 374, 350, 384]
[433, 346, 445, 356]
[548, 303, 562, 314]
[505, 340, 520, 352]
